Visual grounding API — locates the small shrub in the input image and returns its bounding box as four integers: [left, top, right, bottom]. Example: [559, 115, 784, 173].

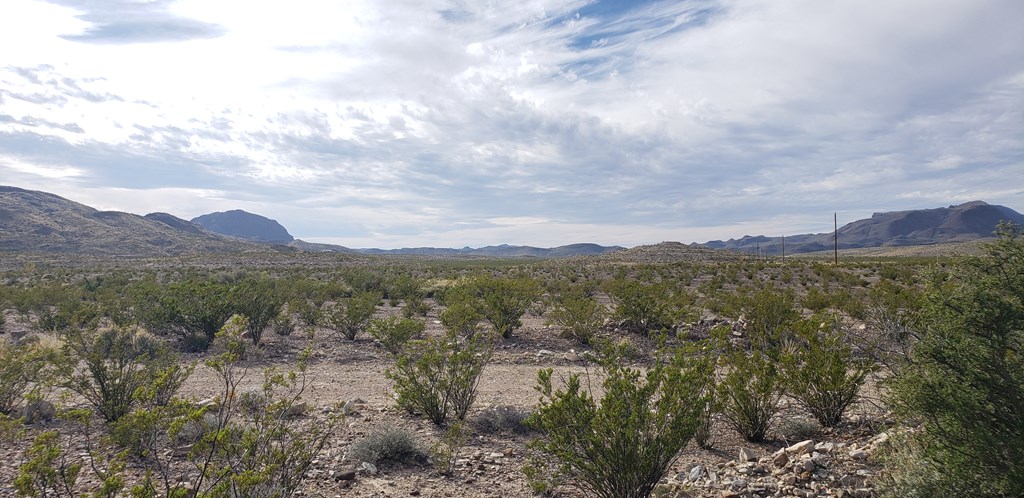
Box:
[326, 291, 381, 340]
[547, 288, 606, 345]
[368, 316, 425, 354]
[0, 342, 60, 415]
[471, 405, 534, 435]
[527, 340, 714, 498]
[473, 276, 542, 339]
[776, 417, 821, 443]
[349, 427, 428, 465]
[64, 327, 185, 422]
[231, 274, 286, 346]
[387, 332, 492, 425]
[719, 349, 782, 442]
[431, 421, 469, 475]
[271, 311, 296, 336]
[780, 316, 874, 427]
[604, 277, 692, 335]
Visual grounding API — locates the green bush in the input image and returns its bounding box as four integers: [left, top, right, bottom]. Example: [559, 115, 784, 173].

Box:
[387, 332, 492, 425]
[780, 316, 874, 427]
[719, 349, 782, 442]
[0, 342, 60, 415]
[231, 274, 286, 346]
[882, 223, 1024, 497]
[326, 291, 381, 340]
[131, 277, 235, 351]
[547, 287, 606, 344]
[349, 427, 428, 465]
[368, 316, 425, 354]
[474, 275, 542, 339]
[527, 340, 714, 498]
[604, 277, 692, 335]
[63, 327, 187, 422]
[471, 405, 534, 435]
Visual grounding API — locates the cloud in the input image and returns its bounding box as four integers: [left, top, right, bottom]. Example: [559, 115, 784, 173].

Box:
[0, 0, 1021, 248]
[47, 0, 225, 44]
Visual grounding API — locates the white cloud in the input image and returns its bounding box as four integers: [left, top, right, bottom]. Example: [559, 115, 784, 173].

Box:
[0, 0, 1021, 248]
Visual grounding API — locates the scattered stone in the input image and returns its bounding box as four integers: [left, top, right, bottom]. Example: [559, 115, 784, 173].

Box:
[359, 462, 378, 475]
[335, 469, 357, 481]
[738, 447, 757, 463]
[562, 352, 580, 362]
[786, 440, 815, 456]
[852, 489, 872, 498]
[848, 449, 868, 460]
[688, 465, 704, 481]
[772, 450, 789, 468]
[285, 402, 308, 417]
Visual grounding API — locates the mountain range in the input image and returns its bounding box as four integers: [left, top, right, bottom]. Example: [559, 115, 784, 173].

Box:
[701, 201, 1024, 255]
[0, 185, 1020, 258]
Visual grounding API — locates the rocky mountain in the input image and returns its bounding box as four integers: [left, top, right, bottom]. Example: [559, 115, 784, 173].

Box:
[357, 242, 624, 258]
[702, 201, 1024, 255]
[191, 210, 294, 243]
[0, 186, 271, 256]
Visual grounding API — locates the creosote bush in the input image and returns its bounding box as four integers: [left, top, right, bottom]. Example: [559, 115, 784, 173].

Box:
[387, 331, 492, 425]
[882, 223, 1024, 497]
[63, 327, 186, 422]
[604, 276, 692, 335]
[780, 315, 874, 427]
[547, 287, 606, 345]
[327, 290, 381, 340]
[719, 349, 782, 442]
[368, 316, 425, 355]
[527, 339, 714, 498]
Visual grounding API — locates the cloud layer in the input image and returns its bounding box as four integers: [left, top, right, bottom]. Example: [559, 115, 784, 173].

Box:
[1, 0, 1022, 247]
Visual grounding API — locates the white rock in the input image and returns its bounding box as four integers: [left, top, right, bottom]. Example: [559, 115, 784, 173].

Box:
[738, 447, 757, 463]
[688, 465, 704, 481]
[786, 440, 815, 456]
[848, 449, 868, 460]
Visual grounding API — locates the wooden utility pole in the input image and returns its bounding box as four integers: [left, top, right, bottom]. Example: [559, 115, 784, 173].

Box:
[781, 235, 785, 262]
[833, 212, 838, 265]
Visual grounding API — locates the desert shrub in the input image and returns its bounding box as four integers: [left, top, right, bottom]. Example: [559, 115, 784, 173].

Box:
[349, 427, 428, 465]
[471, 405, 535, 435]
[439, 291, 484, 337]
[289, 298, 322, 327]
[527, 340, 714, 498]
[431, 421, 469, 475]
[0, 341, 61, 415]
[14, 412, 127, 498]
[882, 223, 1024, 497]
[231, 274, 286, 346]
[271, 311, 296, 336]
[387, 332, 492, 425]
[604, 277, 693, 335]
[547, 287, 606, 344]
[776, 417, 821, 443]
[473, 275, 542, 338]
[719, 349, 782, 442]
[131, 277, 235, 351]
[736, 285, 799, 353]
[367, 316, 425, 354]
[780, 316, 874, 427]
[63, 327, 187, 422]
[326, 291, 381, 340]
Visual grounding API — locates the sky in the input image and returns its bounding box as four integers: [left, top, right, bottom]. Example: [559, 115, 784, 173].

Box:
[0, 0, 1022, 249]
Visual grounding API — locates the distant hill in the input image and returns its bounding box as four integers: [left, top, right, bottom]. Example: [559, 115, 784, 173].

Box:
[701, 201, 1024, 255]
[597, 241, 741, 264]
[356, 243, 624, 258]
[191, 210, 294, 243]
[0, 186, 271, 256]
[288, 239, 354, 253]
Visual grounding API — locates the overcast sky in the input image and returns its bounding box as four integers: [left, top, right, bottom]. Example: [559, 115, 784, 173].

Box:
[1, 0, 1022, 248]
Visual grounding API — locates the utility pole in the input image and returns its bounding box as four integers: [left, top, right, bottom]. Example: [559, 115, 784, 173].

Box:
[781, 235, 785, 262]
[833, 212, 838, 265]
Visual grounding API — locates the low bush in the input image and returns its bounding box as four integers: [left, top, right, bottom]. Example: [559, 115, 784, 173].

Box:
[326, 291, 381, 340]
[387, 332, 492, 425]
[780, 316, 874, 427]
[719, 349, 782, 442]
[547, 288, 606, 345]
[604, 277, 693, 335]
[471, 405, 534, 435]
[367, 316, 425, 355]
[527, 340, 714, 498]
[349, 427, 428, 465]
